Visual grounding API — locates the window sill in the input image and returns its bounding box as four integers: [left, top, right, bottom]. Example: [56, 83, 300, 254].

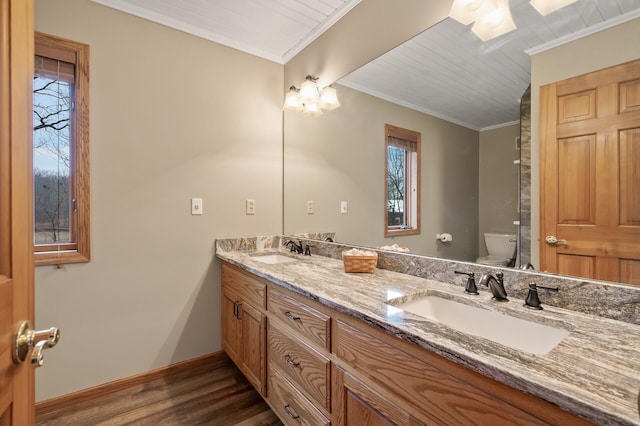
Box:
[385, 228, 420, 237]
[35, 251, 90, 266]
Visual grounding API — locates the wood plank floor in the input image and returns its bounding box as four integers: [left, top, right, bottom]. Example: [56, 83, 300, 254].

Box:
[36, 353, 284, 426]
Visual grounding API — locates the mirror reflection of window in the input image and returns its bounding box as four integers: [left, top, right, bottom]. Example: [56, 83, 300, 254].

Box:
[385, 124, 420, 237]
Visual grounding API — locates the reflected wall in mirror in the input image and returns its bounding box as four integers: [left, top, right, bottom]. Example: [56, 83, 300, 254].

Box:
[283, 3, 640, 286]
[284, 83, 519, 262]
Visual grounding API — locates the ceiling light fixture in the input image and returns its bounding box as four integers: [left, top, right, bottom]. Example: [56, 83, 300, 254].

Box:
[283, 75, 340, 115]
[449, 0, 577, 41]
[471, 0, 516, 41]
[529, 0, 578, 16]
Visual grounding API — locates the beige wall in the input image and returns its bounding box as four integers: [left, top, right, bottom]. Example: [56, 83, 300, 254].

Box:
[285, 0, 451, 88]
[284, 84, 479, 260]
[34, 0, 283, 401]
[478, 124, 520, 257]
[530, 17, 640, 267]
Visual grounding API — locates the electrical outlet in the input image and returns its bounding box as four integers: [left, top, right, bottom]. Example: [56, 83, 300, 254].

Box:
[307, 200, 314, 214]
[341, 201, 348, 214]
[191, 198, 203, 215]
[246, 199, 255, 215]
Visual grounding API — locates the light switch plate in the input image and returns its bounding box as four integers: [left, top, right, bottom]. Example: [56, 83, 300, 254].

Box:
[191, 198, 203, 215]
[246, 199, 255, 215]
[307, 200, 314, 214]
[341, 201, 348, 214]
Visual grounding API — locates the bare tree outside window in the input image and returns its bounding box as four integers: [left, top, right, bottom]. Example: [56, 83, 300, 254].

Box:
[33, 32, 90, 266]
[33, 74, 72, 244]
[387, 146, 405, 226]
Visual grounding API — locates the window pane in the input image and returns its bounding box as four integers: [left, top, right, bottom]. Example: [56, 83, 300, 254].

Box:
[387, 145, 405, 227]
[33, 76, 72, 245]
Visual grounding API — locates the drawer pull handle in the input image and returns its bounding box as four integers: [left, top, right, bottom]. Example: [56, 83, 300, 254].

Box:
[284, 311, 301, 321]
[284, 404, 300, 419]
[284, 354, 300, 367]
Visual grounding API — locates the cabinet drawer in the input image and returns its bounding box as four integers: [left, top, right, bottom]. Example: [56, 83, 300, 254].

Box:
[269, 323, 330, 411]
[268, 288, 330, 350]
[222, 262, 266, 309]
[269, 364, 330, 426]
[335, 320, 548, 426]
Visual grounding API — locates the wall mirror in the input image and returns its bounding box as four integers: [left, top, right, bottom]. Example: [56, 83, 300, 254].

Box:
[283, 0, 640, 286]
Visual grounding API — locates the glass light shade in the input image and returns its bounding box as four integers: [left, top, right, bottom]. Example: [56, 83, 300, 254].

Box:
[449, 0, 495, 25]
[319, 86, 340, 110]
[530, 0, 577, 16]
[299, 78, 319, 104]
[302, 102, 323, 116]
[283, 87, 302, 112]
[471, 0, 516, 41]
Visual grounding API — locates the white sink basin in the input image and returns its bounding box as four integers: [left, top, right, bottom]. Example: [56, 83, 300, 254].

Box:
[390, 295, 570, 355]
[250, 254, 299, 265]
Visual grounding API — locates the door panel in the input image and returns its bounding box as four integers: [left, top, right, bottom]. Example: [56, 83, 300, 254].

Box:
[240, 301, 266, 396]
[619, 129, 640, 225]
[0, 0, 36, 423]
[620, 259, 640, 285]
[557, 135, 596, 224]
[541, 59, 640, 285]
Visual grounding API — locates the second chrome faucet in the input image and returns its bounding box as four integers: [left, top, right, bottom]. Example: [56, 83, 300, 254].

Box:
[479, 272, 508, 301]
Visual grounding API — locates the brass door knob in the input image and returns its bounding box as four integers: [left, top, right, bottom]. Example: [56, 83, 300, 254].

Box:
[13, 320, 60, 368]
[545, 235, 568, 245]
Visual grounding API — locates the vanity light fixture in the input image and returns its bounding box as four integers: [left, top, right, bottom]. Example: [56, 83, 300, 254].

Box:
[283, 75, 340, 115]
[449, 0, 578, 41]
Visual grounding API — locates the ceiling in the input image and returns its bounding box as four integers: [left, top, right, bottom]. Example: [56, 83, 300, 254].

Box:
[339, 0, 640, 130]
[93, 0, 640, 130]
[91, 0, 362, 63]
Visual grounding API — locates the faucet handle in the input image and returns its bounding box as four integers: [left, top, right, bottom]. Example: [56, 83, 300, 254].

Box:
[454, 271, 478, 295]
[304, 244, 313, 256]
[524, 282, 559, 310]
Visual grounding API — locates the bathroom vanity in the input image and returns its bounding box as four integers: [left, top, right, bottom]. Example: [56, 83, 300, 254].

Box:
[217, 236, 640, 426]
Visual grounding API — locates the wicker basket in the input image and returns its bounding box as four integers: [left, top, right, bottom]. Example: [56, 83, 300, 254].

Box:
[342, 251, 378, 273]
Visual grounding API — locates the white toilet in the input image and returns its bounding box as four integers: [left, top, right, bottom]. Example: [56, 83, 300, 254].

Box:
[476, 233, 516, 266]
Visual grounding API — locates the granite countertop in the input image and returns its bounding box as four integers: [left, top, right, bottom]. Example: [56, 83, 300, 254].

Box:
[217, 248, 640, 426]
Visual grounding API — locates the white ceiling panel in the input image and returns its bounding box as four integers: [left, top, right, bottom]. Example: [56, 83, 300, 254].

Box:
[92, 0, 361, 63]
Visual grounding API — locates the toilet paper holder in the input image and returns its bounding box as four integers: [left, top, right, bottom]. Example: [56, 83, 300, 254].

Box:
[436, 233, 453, 242]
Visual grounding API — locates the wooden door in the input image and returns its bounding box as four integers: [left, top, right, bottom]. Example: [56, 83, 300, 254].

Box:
[540, 59, 640, 285]
[0, 0, 36, 424]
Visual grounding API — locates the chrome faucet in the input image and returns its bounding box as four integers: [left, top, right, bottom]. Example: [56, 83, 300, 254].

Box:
[479, 272, 508, 301]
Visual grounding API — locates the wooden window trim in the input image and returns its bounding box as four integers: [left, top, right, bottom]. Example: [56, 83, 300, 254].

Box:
[34, 32, 90, 266]
[384, 124, 421, 237]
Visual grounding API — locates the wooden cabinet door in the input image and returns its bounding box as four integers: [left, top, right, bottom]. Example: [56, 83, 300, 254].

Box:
[540, 59, 640, 284]
[332, 365, 424, 426]
[239, 301, 267, 396]
[221, 286, 242, 366]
